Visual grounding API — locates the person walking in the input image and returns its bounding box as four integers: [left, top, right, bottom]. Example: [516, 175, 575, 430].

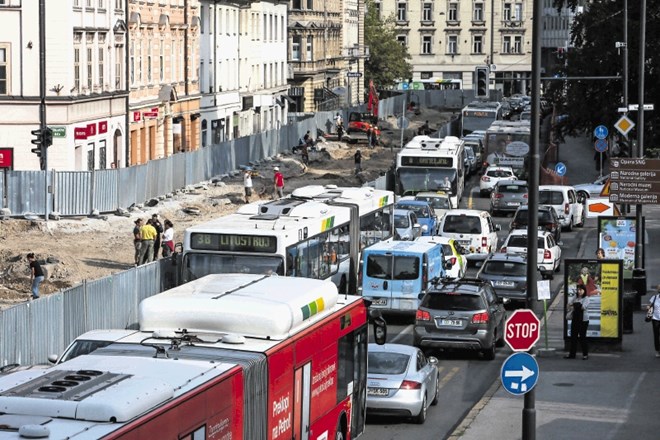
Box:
[151, 213, 163, 260]
[647, 285, 660, 358]
[335, 113, 344, 141]
[301, 142, 309, 166]
[354, 149, 362, 174]
[133, 218, 143, 266]
[565, 285, 590, 360]
[161, 219, 175, 257]
[27, 253, 44, 300]
[243, 168, 253, 203]
[138, 218, 158, 265]
[273, 167, 284, 199]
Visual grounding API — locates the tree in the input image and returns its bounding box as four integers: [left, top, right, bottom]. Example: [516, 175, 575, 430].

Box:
[364, 0, 412, 90]
[548, 0, 660, 155]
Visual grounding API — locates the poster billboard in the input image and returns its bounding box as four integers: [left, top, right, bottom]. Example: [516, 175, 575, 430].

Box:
[563, 259, 623, 342]
[597, 216, 637, 279]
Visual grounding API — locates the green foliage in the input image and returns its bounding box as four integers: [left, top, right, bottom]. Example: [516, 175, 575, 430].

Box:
[364, 0, 412, 90]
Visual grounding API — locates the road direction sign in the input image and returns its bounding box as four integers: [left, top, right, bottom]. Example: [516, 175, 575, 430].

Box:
[554, 162, 566, 176]
[609, 158, 660, 205]
[347, 72, 363, 78]
[586, 198, 620, 218]
[594, 139, 608, 153]
[505, 309, 540, 352]
[614, 115, 635, 136]
[594, 125, 609, 140]
[628, 104, 654, 111]
[500, 352, 539, 396]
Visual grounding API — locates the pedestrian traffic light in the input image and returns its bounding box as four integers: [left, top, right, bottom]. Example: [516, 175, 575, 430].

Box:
[475, 66, 490, 99]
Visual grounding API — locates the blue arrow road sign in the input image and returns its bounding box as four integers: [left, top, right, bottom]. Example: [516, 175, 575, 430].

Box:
[554, 162, 566, 176]
[594, 125, 609, 140]
[500, 352, 539, 396]
[595, 139, 608, 153]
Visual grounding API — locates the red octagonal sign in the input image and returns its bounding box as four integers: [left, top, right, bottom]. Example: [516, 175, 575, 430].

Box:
[505, 309, 540, 352]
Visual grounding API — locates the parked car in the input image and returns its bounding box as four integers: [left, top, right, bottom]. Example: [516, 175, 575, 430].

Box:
[416, 236, 468, 280]
[413, 279, 508, 360]
[395, 200, 438, 236]
[366, 343, 439, 424]
[462, 137, 484, 171]
[480, 166, 517, 197]
[500, 229, 561, 274]
[489, 180, 529, 216]
[510, 205, 562, 244]
[413, 191, 454, 219]
[393, 208, 425, 240]
[437, 209, 500, 263]
[464, 144, 478, 176]
[538, 185, 586, 231]
[477, 252, 550, 305]
[574, 174, 609, 199]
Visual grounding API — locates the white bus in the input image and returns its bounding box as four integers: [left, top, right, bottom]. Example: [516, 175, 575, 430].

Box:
[483, 120, 531, 179]
[395, 136, 465, 207]
[461, 101, 503, 136]
[181, 185, 394, 293]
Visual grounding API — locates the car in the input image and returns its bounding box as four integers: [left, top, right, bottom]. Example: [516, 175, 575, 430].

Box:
[366, 343, 439, 424]
[413, 191, 454, 219]
[462, 137, 484, 170]
[489, 180, 529, 216]
[510, 205, 562, 244]
[395, 200, 438, 236]
[437, 209, 500, 263]
[416, 235, 468, 280]
[479, 166, 517, 196]
[574, 174, 609, 199]
[499, 229, 561, 274]
[538, 185, 586, 231]
[413, 279, 508, 360]
[464, 144, 478, 176]
[476, 252, 551, 305]
[393, 208, 425, 240]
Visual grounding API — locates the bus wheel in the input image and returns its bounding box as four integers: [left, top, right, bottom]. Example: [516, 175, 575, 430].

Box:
[339, 276, 347, 295]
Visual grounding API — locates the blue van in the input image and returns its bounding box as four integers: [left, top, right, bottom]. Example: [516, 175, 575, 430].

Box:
[395, 200, 438, 236]
[359, 240, 450, 315]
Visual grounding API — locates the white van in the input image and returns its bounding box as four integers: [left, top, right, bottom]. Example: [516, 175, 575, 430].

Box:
[437, 209, 500, 263]
[538, 185, 585, 231]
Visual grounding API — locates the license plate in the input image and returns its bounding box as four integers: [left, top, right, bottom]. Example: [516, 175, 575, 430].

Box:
[368, 387, 389, 396]
[495, 280, 515, 287]
[507, 202, 520, 206]
[371, 298, 388, 306]
[458, 240, 471, 247]
[440, 319, 462, 326]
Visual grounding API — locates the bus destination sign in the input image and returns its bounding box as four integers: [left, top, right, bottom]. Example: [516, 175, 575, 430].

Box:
[401, 156, 453, 167]
[191, 233, 278, 253]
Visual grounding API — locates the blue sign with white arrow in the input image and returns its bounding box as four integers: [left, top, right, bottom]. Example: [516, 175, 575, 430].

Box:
[594, 125, 609, 140]
[554, 162, 566, 176]
[500, 352, 539, 396]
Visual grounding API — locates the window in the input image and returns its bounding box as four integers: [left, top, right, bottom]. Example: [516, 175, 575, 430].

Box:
[421, 35, 432, 54]
[306, 0, 313, 9]
[115, 0, 122, 9]
[502, 36, 511, 53]
[373, 1, 381, 18]
[292, 0, 301, 9]
[129, 42, 135, 86]
[396, 35, 407, 47]
[513, 35, 522, 53]
[306, 36, 313, 61]
[98, 48, 104, 89]
[115, 46, 123, 89]
[74, 0, 81, 6]
[159, 41, 164, 82]
[87, 48, 93, 90]
[447, 35, 457, 54]
[292, 36, 301, 61]
[448, 2, 458, 21]
[514, 2, 522, 20]
[147, 40, 152, 83]
[171, 38, 176, 82]
[397, 2, 407, 21]
[86, 0, 93, 7]
[98, 0, 104, 8]
[503, 3, 512, 21]
[201, 120, 208, 148]
[0, 46, 7, 94]
[99, 140, 107, 169]
[473, 35, 483, 53]
[473, 2, 484, 21]
[422, 2, 432, 21]
[87, 144, 95, 171]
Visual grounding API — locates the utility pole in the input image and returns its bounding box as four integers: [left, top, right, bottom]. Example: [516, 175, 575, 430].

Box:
[39, 0, 49, 221]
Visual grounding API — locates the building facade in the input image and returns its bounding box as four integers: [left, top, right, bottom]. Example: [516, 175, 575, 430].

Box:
[127, 0, 201, 166]
[0, 0, 128, 171]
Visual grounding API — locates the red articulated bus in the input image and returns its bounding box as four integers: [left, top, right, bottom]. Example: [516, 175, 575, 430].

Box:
[0, 274, 386, 440]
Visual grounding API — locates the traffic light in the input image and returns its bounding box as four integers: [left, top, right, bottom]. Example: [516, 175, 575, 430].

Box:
[31, 128, 44, 148]
[43, 127, 53, 147]
[475, 66, 490, 99]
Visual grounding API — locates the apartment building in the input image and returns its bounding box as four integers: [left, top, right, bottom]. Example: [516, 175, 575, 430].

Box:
[342, 0, 366, 107]
[127, 0, 201, 166]
[376, 0, 532, 96]
[0, 0, 128, 171]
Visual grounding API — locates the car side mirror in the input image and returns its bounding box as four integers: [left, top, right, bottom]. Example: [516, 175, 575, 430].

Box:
[500, 297, 511, 305]
[428, 356, 439, 366]
[47, 354, 59, 364]
[370, 309, 387, 345]
[495, 224, 502, 231]
[559, 215, 566, 220]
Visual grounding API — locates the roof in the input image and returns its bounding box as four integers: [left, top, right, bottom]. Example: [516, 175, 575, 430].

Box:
[368, 343, 418, 356]
[486, 252, 527, 263]
[539, 185, 577, 191]
[484, 165, 515, 171]
[396, 200, 432, 207]
[505, 229, 553, 239]
[415, 191, 450, 198]
[363, 239, 441, 254]
[442, 209, 490, 218]
[416, 235, 453, 245]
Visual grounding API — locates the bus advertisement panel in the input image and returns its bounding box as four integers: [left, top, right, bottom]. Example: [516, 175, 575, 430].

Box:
[483, 120, 531, 179]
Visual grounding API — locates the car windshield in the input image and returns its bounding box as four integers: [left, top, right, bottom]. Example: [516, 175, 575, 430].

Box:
[442, 215, 482, 234]
[183, 254, 284, 280]
[482, 261, 527, 276]
[416, 196, 451, 210]
[368, 352, 410, 375]
[394, 214, 410, 228]
[422, 293, 485, 310]
[507, 237, 545, 248]
[539, 191, 564, 205]
[397, 204, 431, 218]
[514, 210, 554, 225]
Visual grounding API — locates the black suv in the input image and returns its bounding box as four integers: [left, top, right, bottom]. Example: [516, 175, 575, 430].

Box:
[413, 279, 507, 360]
[509, 205, 561, 244]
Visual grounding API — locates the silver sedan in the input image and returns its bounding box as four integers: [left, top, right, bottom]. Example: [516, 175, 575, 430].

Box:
[366, 343, 439, 424]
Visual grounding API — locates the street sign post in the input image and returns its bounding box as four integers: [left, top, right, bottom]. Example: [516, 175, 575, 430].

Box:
[396, 116, 409, 129]
[554, 162, 566, 176]
[347, 72, 363, 78]
[594, 139, 608, 152]
[505, 309, 541, 352]
[500, 352, 539, 396]
[609, 158, 660, 204]
[594, 125, 609, 140]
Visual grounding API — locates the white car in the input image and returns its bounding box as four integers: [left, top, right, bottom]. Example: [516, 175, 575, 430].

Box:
[480, 166, 516, 197]
[499, 229, 561, 274]
[574, 174, 609, 199]
[538, 185, 586, 231]
[437, 209, 500, 263]
[416, 235, 468, 280]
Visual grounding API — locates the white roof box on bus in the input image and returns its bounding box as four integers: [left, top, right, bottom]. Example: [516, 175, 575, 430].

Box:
[292, 185, 377, 201]
[255, 198, 331, 218]
[138, 274, 340, 340]
[404, 135, 433, 149]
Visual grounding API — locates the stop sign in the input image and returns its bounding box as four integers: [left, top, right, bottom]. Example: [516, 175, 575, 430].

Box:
[505, 309, 540, 352]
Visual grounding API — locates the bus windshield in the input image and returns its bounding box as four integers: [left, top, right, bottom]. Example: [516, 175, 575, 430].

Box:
[397, 168, 457, 196]
[184, 254, 285, 279]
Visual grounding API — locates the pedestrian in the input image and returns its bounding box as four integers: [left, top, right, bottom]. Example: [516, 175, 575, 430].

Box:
[151, 213, 163, 260]
[596, 248, 606, 260]
[565, 284, 590, 360]
[337, 119, 344, 142]
[138, 218, 158, 265]
[366, 127, 373, 148]
[648, 285, 660, 357]
[161, 219, 175, 257]
[27, 253, 44, 300]
[335, 112, 343, 131]
[133, 218, 143, 266]
[369, 126, 378, 148]
[354, 149, 362, 174]
[244, 168, 253, 203]
[418, 120, 430, 135]
[273, 167, 284, 199]
[301, 142, 309, 166]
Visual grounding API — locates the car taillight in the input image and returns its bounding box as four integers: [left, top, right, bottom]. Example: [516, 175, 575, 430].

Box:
[547, 223, 556, 231]
[422, 254, 428, 291]
[481, 237, 488, 250]
[523, 194, 528, 199]
[416, 310, 431, 321]
[450, 257, 457, 265]
[493, 193, 504, 199]
[564, 203, 570, 214]
[544, 249, 551, 259]
[400, 380, 422, 390]
[481, 176, 490, 182]
[472, 312, 490, 324]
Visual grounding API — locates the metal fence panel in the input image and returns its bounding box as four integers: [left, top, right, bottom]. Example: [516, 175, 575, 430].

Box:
[117, 166, 137, 209]
[132, 164, 149, 204]
[27, 295, 65, 364]
[54, 171, 92, 216]
[62, 284, 89, 346]
[135, 261, 162, 305]
[85, 276, 116, 330]
[0, 171, 4, 209]
[7, 171, 47, 216]
[93, 169, 119, 213]
[111, 269, 140, 330]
